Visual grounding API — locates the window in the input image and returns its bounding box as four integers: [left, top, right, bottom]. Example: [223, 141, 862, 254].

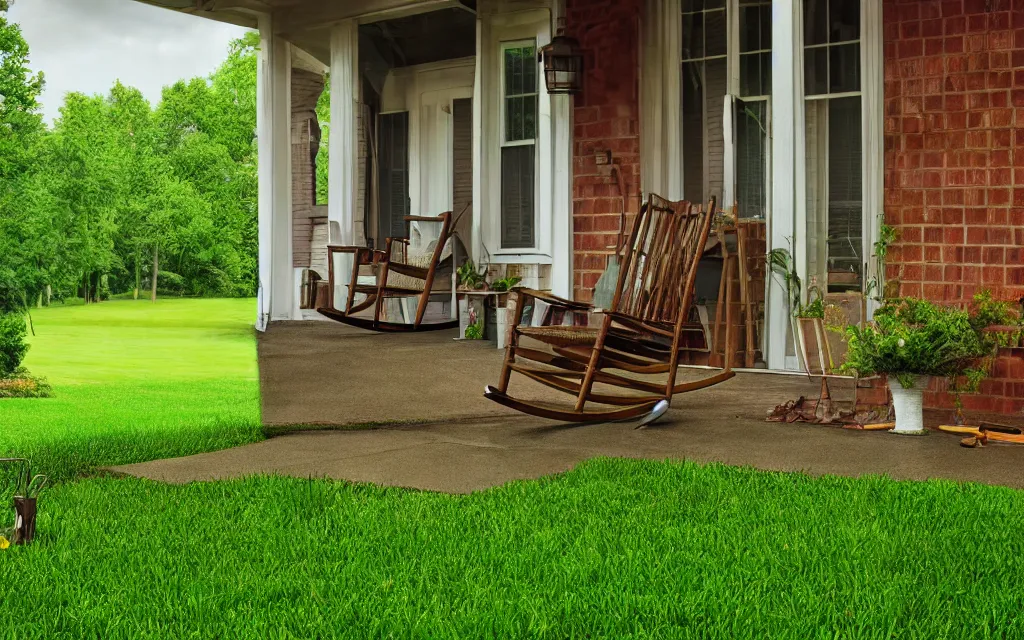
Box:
[682, 0, 771, 218]
[500, 42, 538, 249]
[803, 0, 863, 292]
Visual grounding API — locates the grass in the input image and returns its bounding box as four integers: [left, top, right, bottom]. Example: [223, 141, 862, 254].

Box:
[3, 299, 1024, 637]
[0, 460, 1021, 638]
[2, 299, 262, 481]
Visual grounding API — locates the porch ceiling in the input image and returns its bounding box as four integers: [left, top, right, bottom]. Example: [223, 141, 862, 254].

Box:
[136, 0, 477, 65]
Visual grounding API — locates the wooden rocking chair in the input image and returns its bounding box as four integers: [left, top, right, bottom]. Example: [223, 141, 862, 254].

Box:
[317, 212, 459, 332]
[484, 194, 734, 425]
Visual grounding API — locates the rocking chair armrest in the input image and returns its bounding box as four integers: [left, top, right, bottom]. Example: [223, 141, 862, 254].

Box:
[516, 288, 593, 312]
[326, 245, 381, 262]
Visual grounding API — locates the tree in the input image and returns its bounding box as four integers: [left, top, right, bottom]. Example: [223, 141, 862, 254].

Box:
[0, 5, 45, 311]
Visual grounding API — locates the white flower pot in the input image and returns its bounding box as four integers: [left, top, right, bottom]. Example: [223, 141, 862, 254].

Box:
[889, 375, 929, 436]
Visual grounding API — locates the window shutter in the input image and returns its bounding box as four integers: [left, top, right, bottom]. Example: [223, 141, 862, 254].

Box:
[501, 145, 535, 249]
[378, 112, 410, 243]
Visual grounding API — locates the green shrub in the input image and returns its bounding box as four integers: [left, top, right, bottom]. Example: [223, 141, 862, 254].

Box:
[0, 367, 52, 398]
[842, 293, 1022, 393]
[0, 314, 28, 378]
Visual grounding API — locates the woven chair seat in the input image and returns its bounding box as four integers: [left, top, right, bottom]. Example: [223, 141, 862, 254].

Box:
[518, 326, 601, 347]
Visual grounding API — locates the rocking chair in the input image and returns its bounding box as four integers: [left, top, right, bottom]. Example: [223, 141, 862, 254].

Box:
[484, 194, 734, 425]
[317, 212, 458, 332]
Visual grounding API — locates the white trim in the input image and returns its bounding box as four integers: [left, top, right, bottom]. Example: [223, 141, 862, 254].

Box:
[767, 0, 799, 370]
[862, 0, 884, 319]
[269, 36, 293, 322]
[256, 14, 273, 331]
[478, 8, 556, 264]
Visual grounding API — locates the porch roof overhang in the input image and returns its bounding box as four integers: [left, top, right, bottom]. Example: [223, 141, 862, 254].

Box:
[135, 0, 479, 65]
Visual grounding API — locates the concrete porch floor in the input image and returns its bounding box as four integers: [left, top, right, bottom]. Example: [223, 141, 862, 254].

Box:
[110, 321, 1024, 493]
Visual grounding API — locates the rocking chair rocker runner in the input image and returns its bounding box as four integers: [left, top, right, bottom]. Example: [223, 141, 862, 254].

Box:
[317, 211, 458, 332]
[484, 194, 735, 425]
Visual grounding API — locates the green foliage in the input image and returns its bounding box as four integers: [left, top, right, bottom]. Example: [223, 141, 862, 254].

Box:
[464, 322, 484, 340]
[766, 245, 802, 316]
[1, 22, 266, 304]
[457, 261, 488, 290]
[0, 366, 51, 398]
[0, 313, 27, 376]
[489, 276, 522, 293]
[865, 216, 900, 302]
[3, 461, 1024, 636]
[796, 287, 825, 319]
[842, 292, 1021, 392]
[2, 299, 261, 482]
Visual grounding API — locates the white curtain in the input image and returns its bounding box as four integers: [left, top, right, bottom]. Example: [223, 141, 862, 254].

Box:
[640, 0, 683, 201]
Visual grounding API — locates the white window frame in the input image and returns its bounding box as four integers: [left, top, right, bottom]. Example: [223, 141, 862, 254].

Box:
[497, 39, 540, 252]
[479, 12, 554, 262]
[676, 0, 773, 218]
[499, 39, 540, 149]
[765, 0, 882, 370]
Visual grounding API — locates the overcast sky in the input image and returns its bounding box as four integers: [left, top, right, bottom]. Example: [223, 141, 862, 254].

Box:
[9, 0, 249, 123]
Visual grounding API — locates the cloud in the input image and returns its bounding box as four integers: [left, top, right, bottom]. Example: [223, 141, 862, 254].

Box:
[8, 0, 249, 123]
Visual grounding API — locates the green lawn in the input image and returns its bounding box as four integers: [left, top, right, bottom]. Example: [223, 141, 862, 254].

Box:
[3, 300, 1024, 637]
[3, 299, 262, 481]
[1, 461, 1023, 638]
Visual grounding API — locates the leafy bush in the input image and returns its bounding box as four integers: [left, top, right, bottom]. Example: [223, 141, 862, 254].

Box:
[842, 293, 1022, 393]
[0, 314, 28, 378]
[489, 276, 522, 293]
[0, 367, 52, 398]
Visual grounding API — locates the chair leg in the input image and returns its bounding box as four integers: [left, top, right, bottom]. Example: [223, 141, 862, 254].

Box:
[724, 256, 736, 374]
[497, 292, 527, 393]
[574, 314, 612, 412]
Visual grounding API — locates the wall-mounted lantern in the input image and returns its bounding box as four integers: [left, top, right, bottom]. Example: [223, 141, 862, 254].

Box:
[539, 20, 583, 95]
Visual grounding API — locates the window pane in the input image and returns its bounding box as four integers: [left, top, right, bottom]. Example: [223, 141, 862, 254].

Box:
[523, 95, 537, 140]
[682, 0, 704, 12]
[827, 96, 863, 291]
[829, 0, 860, 43]
[829, 43, 860, 93]
[803, 0, 828, 46]
[523, 47, 537, 92]
[682, 11, 704, 59]
[704, 58, 728, 201]
[705, 0, 725, 8]
[501, 145, 536, 249]
[804, 46, 828, 95]
[740, 52, 771, 97]
[739, 3, 770, 53]
[682, 61, 705, 202]
[704, 8, 728, 57]
[736, 100, 768, 219]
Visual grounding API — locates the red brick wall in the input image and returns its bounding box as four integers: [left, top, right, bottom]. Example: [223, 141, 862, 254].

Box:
[883, 0, 1024, 416]
[566, 0, 642, 302]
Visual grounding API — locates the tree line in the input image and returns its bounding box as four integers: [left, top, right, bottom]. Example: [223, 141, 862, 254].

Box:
[0, 8, 263, 311]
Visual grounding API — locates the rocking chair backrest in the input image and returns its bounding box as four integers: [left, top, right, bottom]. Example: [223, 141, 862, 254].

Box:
[390, 212, 453, 268]
[612, 194, 717, 327]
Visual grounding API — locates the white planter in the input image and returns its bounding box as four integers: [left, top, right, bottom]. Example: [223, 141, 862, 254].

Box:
[889, 375, 929, 436]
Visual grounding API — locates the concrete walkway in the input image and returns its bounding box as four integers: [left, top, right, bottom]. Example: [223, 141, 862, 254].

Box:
[110, 321, 1024, 493]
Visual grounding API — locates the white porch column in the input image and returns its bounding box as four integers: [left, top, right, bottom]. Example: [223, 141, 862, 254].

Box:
[640, 0, 683, 200]
[550, 4, 573, 298]
[328, 20, 359, 243]
[257, 15, 293, 328]
[767, 0, 802, 370]
[328, 20, 360, 308]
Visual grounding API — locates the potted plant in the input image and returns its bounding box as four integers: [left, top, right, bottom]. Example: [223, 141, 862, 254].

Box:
[484, 276, 522, 344]
[796, 288, 835, 375]
[457, 261, 488, 291]
[841, 292, 1022, 435]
